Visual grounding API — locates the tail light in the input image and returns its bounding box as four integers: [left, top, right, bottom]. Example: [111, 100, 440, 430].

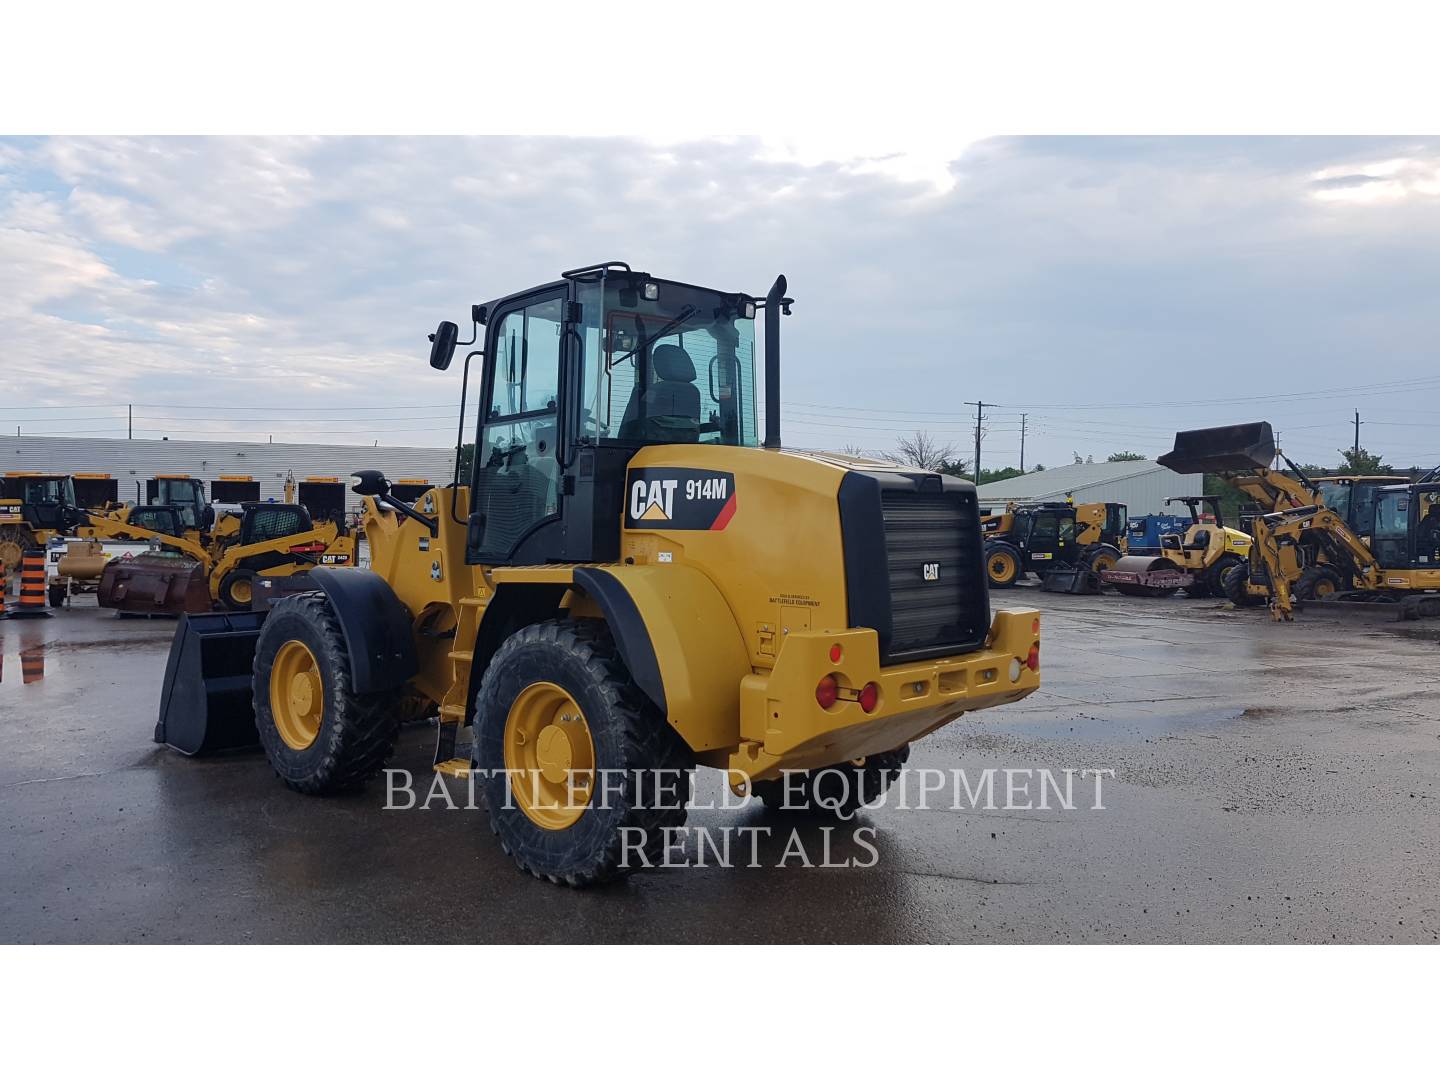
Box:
[815, 675, 838, 709]
[858, 682, 879, 714]
[1027, 643, 1040, 671]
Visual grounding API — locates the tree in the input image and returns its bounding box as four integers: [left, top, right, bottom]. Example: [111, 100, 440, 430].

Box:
[1033, 463, 1045, 472]
[1335, 446, 1388, 475]
[882, 430, 965, 473]
[1107, 451, 1146, 462]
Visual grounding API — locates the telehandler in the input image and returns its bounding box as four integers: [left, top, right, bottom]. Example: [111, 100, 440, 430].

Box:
[981, 500, 1126, 587]
[1156, 422, 1440, 619]
[157, 262, 1043, 886]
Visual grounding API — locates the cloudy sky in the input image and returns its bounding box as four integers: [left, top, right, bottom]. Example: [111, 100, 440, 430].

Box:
[2, 135, 1438, 469]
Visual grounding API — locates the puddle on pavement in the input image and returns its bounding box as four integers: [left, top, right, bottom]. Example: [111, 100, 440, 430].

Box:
[997, 706, 1247, 742]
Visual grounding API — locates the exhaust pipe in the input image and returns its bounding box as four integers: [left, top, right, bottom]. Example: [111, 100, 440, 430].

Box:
[763, 274, 788, 449]
[1157, 422, 1276, 474]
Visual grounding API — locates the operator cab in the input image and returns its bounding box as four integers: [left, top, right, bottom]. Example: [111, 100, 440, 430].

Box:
[1013, 504, 1078, 566]
[148, 476, 214, 531]
[427, 262, 784, 567]
[1313, 475, 1407, 541]
[2, 473, 80, 532]
[1372, 483, 1440, 568]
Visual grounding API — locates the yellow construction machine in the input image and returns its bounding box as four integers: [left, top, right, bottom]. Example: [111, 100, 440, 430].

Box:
[1099, 495, 1251, 598]
[981, 500, 1127, 587]
[1, 470, 353, 611]
[1157, 422, 1440, 619]
[156, 262, 1043, 886]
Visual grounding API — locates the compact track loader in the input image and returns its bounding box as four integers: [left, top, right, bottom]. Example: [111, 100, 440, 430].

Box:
[158, 262, 1043, 886]
[1156, 422, 1440, 619]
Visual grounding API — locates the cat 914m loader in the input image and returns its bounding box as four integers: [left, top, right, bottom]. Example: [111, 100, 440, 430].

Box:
[157, 262, 1043, 886]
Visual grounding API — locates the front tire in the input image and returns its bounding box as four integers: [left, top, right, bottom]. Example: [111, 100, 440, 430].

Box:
[473, 619, 693, 887]
[1295, 564, 1345, 601]
[1222, 562, 1265, 607]
[218, 568, 257, 611]
[985, 541, 1023, 588]
[252, 592, 403, 794]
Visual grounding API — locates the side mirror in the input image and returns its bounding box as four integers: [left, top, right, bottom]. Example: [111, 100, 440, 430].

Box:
[203, 505, 216, 528]
[351, 470, 391, 497]
[429, 320, 459, 370]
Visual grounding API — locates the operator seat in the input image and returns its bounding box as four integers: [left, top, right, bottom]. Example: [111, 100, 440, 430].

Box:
[621, 344, 701, 443]
[1185, 528, 1211, 551]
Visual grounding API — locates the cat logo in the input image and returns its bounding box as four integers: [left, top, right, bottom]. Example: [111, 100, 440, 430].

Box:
[923, 562, 940, 581]
[630, 478, 679, 522]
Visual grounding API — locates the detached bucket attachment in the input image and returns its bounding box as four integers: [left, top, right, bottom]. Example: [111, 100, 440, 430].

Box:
[99, 553, 212, 615]
[1157, 422, 1276, 474]
[154, 611, 266, 755]
[1040, 566, 1100, 594]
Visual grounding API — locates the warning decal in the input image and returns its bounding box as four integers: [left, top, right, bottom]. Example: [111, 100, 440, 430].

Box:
[625, 468, 737, 531]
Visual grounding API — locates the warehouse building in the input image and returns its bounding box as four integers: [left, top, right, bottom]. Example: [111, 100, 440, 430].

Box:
[1, 435, 456, 514]
[975, 458, 1200, 516]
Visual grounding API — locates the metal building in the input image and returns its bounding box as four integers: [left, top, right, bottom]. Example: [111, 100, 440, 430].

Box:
[1, 435, 456, 514]
[975, 459, 1201, 516]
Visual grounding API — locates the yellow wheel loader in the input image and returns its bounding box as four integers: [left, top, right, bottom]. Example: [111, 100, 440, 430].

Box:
[1099, 495, 1251, 598]
[156, 262, 1043, 886]
[1156, 421, 1440, 619]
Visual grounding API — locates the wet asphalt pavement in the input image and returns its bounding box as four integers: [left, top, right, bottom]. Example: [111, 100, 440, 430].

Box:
[2, 588, 1437, 943]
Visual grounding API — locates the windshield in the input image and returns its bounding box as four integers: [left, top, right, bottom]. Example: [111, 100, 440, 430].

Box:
[22, 477, 73, 504]
[575, 276, 758, 447]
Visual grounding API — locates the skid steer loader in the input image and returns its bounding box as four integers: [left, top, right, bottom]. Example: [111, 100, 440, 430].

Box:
[157, 262, 1043, 886]
[1156, 422, 1440, 619]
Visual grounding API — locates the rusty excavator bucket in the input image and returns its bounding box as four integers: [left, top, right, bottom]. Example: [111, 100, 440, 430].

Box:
[1157, 422, 1277, 475]
[154, 610, 266, 755]
[98, 553, 212, 615]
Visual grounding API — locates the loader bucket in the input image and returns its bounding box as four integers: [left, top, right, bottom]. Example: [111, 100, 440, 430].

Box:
[1156, 422, 1276, 475]
[99, 553, 212, 615]
[154, 611, 266, 755]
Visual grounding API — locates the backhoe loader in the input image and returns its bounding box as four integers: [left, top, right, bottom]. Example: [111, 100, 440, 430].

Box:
[157, 262, 1043, 886]
[1156, 422, 1440, 619]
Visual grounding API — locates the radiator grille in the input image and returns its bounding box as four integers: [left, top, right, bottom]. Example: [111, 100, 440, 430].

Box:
[879, 489, 989, 658]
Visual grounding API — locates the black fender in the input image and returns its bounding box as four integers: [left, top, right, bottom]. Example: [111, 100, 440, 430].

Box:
[307, 567, 418, 694]
[572, 567, 666, 714]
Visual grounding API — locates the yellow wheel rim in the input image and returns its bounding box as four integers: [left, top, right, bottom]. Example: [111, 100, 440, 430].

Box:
[270, 640, 324, 751]
[0, 539, 23, 581]
[503, 681, 595, 831]
[988, 551, 1017, 584]
[1091, 553, 1117, 573]
[1313, 577, 1337, 598]
[231, 577, 253, 605]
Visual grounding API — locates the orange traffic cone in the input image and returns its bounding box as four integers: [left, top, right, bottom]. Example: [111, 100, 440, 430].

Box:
[8, 550, 53, 619]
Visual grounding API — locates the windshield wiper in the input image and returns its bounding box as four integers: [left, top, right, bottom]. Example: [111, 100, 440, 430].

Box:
[608, 304, 699, 369]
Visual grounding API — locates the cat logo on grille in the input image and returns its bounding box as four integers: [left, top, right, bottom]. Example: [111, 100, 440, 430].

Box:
[923, 562, 940, 581]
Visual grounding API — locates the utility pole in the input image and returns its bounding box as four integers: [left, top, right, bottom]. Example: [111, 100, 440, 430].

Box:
[964, 400, 987, 482]
[128, 404, 132, 439]
[1353, 409, 1361, 462]
[1019, 413, 1028, 472]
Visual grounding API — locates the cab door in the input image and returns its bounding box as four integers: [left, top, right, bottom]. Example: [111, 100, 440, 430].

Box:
[467, 290, 568, 564]
[1023, 509, 1077, 568]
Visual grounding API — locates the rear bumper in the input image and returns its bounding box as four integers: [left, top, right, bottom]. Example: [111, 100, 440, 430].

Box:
[726, 608, 1040, 781]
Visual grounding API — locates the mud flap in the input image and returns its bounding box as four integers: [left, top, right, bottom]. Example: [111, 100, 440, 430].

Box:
[154, 610, 267, 755]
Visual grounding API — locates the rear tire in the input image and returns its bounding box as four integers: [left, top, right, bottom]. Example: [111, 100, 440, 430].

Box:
[753, 745, 911, 816]
[1294, 564, 1345, 601]
[1204, 554, 1243, 597]
[1221, 562, 1265, 607]
[252, 592, 403, 794]
[47, 582, 66, 608]
[0, 526, 34, 585]
[985, 541, 1023, 588]
[473, 619, 693, 887]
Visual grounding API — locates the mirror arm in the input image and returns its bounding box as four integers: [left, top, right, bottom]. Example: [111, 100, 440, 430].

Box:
[451, 349, 482, 526]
